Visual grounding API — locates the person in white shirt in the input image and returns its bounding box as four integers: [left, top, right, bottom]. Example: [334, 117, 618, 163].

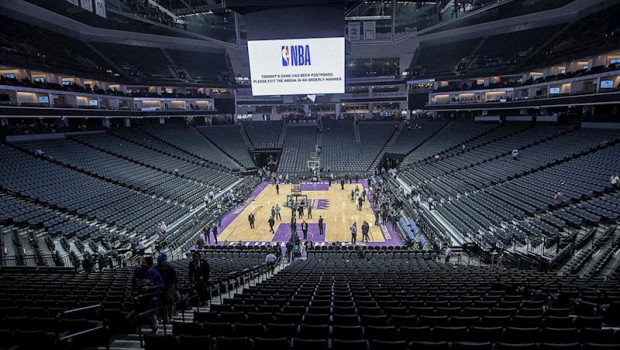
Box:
[428, 197, 434, 210]
[414, 193, 421, 208]
[511, 149, 519, 160]
[137, 241, 145, 255]
[208, 191, 215, 200]
[611, 172, 619, 187]
[159, 221, 167, 234]
[203, 194, 210, 205]
[445, 246, 452, 263]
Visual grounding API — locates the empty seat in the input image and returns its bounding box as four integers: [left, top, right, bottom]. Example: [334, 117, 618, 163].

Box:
[179, 334, 210, 350]
[304, 314, 329, 325]
[541, 327, 579, 344]
[432, 326, 467, 342]
[503, 327, 540, 343]
[397, 326, 431, 341]
[538, 343, 580, 350]
[216, 336, 252, 350]
[451, 342, 493, 350]
[371, 339, 407, 350]
[332, 325, 364, 340]
[365, 326, 397, 341]
[332, 339, 367, 350]
[254, 337, 291, 350]
[361, 315, 388, 326]
[494, 343, 538, 350]
[467, 326, 503, 343]
[267, 323, 297, 339]
[235, 323, 266, 338]
[298, 324, 329, 339]
[410, 340, 450, 350]
[333, 314, 359, 326]
[292, 338, 329, 350]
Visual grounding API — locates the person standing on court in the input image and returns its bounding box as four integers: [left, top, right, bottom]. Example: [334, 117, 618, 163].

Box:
[301, 220, 309, 240]
[298, 203, 304, 219]
[350, 222, 357, 244]
[307, 202, 312, 219]
[358, 196, 363, 211]
[275, 204, 282, 221]
[248, 212, 255, 229]
[341, 178, 345, 190]
[362, 221, 370, 242]
[268, 216, 276, 234]
[291, 216, 297, 235]
[275, 183, 280, 195]
[318, 216, 324, 235]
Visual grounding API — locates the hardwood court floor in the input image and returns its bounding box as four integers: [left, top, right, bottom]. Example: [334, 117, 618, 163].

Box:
[218, 183, 384, 243]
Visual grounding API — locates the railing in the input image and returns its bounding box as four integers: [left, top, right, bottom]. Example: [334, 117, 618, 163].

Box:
[0, 254, 73, 268]
[56, 304, 110, 350]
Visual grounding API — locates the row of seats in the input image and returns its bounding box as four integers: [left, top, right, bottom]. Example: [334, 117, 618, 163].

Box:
[168, 321, 620, 344]
[198, 126, 255, 169]
[243, 121, 284, 149]
[321, 121, 394, 173]
[279, 125, 318, 173]
[402, 121, 497, 165]
[434, 133, 619, 247]
[0, 144, 187, 234]
[143, 124, 241, 170]
[389, 120, 449, 155]
[164, 258, 619, 350]
[16, 138, 206, 207]
[194, 311, 606, 329]
[72, 131, 237, 190]
[146, 334, 620, 350]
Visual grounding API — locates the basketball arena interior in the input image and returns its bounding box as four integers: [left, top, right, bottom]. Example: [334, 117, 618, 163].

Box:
[0, 0, 620, 349]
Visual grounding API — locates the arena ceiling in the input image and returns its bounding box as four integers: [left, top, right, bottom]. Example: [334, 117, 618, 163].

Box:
[223, 0, 438, 15]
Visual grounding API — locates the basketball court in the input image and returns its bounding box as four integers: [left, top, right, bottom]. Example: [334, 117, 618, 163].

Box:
[216, 180, 403, 246]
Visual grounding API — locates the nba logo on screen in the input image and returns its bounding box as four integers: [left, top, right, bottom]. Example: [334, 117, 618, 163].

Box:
[281, 46, 290, 66]
[281, 45, 311, 67]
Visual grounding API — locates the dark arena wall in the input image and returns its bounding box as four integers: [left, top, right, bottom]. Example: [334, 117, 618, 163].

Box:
[245, 5, 345, 40]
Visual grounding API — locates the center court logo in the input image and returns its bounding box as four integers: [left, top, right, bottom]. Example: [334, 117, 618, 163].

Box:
[281, 45, 311, 67]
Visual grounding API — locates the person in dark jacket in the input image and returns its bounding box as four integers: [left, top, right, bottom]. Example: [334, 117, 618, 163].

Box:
[188, 251, 211, 306]
[156, 253, 178, 323]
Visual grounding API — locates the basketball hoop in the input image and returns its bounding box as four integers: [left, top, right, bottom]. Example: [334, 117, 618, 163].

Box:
[307, 160, 320, 182]
[307, 160, 320, 172]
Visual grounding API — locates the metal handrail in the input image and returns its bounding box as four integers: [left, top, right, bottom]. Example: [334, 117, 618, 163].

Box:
[53, 303, 110, 350]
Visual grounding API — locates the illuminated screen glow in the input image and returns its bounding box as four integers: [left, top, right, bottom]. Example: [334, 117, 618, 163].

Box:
[247, 37, 345, 96]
